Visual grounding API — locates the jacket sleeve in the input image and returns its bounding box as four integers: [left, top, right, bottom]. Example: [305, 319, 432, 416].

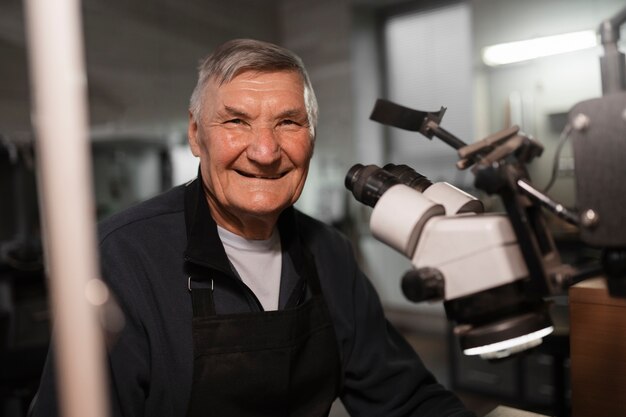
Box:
[314, 228, 475, 417]
[340, 269, 474, 417]
[29, 235, 153, 417]
[98, 234, 153, 417]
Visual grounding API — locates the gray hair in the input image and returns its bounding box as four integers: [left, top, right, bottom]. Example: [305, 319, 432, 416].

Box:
[189, 39, 318, 140]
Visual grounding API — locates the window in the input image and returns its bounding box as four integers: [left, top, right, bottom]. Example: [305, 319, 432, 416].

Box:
[384, 3, 473, 185]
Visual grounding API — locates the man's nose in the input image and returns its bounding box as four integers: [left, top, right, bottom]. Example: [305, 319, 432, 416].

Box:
[247, 127, 281, 164]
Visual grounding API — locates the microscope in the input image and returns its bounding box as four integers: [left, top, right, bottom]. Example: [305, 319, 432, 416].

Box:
[346, 92, 626, 359]
[346, 8, 626, 357]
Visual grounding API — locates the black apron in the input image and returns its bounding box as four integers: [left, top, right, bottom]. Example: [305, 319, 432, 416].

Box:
[185, 252, 342, 417]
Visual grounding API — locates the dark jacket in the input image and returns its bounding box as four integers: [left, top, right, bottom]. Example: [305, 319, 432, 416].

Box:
[32, 177, 473, 417]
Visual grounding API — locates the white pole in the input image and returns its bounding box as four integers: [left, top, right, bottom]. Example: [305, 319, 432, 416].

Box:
[22, 1, 109, 417]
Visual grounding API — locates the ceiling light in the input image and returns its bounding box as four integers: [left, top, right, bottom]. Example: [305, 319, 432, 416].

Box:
[482, 30, 597, 66]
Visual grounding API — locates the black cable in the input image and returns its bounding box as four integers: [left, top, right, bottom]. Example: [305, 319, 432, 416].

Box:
[563, 264, 605, 288]
[543, 123, 573, 193]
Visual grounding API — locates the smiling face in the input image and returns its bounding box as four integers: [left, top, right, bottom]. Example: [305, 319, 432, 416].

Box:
[188, 70, 314, 239]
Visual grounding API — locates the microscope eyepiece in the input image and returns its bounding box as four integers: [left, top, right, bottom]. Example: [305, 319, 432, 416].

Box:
[383, 163, 432, 193]
[345, 164, 401, 208]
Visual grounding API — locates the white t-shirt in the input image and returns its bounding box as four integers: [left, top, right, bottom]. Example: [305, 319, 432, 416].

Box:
[217, 225, 282, 311]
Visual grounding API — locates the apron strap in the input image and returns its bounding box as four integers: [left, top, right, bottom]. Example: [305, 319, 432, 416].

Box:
[189, 277, 216, 316]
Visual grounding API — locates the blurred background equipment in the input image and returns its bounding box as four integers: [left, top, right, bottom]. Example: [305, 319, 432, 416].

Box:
[0, 136, 47, 417]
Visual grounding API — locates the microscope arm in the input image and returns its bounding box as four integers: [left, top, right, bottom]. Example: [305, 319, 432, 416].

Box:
[598, 5, 626, 94]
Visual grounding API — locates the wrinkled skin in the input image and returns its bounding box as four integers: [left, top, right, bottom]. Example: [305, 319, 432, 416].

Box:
[188, 70, 313, 239]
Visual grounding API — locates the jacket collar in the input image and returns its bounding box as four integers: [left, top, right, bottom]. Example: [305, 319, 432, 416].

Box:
[183, 174, 231, 273]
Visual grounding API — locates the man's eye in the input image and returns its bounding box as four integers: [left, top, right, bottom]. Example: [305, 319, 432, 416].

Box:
[225, 118, 243, 125]
[280, 119, 298, 126]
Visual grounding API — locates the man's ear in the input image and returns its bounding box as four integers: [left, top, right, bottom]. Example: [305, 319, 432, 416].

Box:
[188, 111, 200, 157]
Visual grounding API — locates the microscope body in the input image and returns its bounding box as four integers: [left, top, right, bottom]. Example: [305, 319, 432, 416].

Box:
[369, 183, 528, 301]
[347, 165, 555, 358]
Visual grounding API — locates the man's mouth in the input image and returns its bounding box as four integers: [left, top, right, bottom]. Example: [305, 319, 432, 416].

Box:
[235, 170, 287, 180]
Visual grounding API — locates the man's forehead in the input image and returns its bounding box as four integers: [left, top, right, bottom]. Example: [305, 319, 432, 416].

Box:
[207, 71, 306, 114]
[211, 69, 304, 90]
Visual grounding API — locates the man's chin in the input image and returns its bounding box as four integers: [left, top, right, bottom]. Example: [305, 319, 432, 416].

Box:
[238, 204, 289, 220]
[230, 197, 292, 219]
[238, 191, 297, 212]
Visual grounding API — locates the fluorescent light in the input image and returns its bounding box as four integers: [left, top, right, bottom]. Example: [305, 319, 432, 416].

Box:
[463, 325, 554, 358]
[482, 30, 597, 66]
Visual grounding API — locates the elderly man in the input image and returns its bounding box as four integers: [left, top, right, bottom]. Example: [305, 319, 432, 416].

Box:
[32, 39, 474, 417]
